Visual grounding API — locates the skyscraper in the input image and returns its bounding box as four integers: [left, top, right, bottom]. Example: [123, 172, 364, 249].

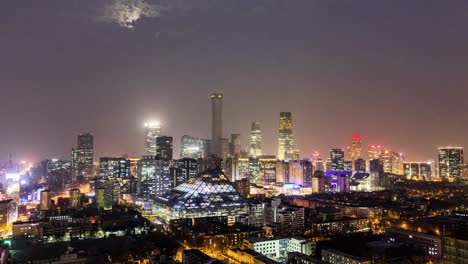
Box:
[381, 150, 404, 175]
[144, 122, 161, 155]
[210, 93, 223, 157]
[180, 135, 204, 159]
[156, 136, 173, 160]
[278, 112, 294, 160]
[69, 188, 81, 209]
[368, 144, 383, 160]
[73, 133, 94, 179]
[403, 162, 433, 180]
[350, 133, 362, 161]
[250, 122, 262, 157]
[230, 134, 241, 158]
[330, 149, 345, 171]
[40, 190, 51, 211]
[438, 147, 464, 181]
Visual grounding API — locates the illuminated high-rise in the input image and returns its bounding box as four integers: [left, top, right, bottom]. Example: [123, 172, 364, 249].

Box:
[156, 136, 173, 160]
[73, 133, 94, 179]
[69, 188, 81, 209]
[230, 134, 241, 158]
[403, 161, 433, 180]
[368, 144, 383, 160]
[278, 112, 294, 160]
[144, 122, 161, 155]
[350, 133, 362, 160]
[210, 93, 223, 157]
[180, 135, 204, 159]
[249, 122, 262, 157]
[330, 149, 345, 171]
[381, 150, 404, 175]
[438, 147, 464, 181]
[39, 190, 51, 211]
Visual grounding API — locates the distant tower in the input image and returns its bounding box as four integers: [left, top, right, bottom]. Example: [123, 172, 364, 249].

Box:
[249, 122, 262, 157]
[350, 133, 362, 160]
[69, 188, 81, 209]
[144, 122, 161, 155]
[230, 134, 241, 157]
[156, 136, 173, 160]
[278, 112, 294, 160]
[438, 147, 464, 181]
[330, 149, 345, 171]
[368, 144, 383, 160]
[40, 190, 51, 211]
[210, 93, 223, 157]
[73, 133, 94, 179]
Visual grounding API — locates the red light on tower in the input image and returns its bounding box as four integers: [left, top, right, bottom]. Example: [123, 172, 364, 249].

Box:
[351, 133, 362, 141]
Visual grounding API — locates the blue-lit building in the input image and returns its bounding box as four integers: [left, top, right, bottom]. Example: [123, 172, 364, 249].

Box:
[155, 166, 246, 221]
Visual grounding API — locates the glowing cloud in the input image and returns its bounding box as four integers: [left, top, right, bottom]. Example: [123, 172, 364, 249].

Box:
[105, 0, 161, 29]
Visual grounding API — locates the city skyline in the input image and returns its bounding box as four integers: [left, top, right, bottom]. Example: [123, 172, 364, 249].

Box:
[1, 1, 468, 162]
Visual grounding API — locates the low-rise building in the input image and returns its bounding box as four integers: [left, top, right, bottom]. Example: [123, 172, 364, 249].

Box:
[442, 234, 468, 264]
[321, 249, 371, 264]
[385, 228, 442, 258]
[243, 237, 315, 261]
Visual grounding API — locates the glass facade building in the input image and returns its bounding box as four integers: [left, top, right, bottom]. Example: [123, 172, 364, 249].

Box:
[250, 122, 262, 157]
[278, 112, 294, 160]
[438, 147, 464, 180]
[155, 167, 246, 221]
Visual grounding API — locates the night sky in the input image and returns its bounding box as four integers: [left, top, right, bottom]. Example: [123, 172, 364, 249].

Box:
[1, 0, 467, 162]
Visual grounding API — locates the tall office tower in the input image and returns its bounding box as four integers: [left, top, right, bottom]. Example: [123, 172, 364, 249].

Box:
[350, 133, 362, 160]
[138, 156, 171, 198]
[210, 93, 223, 157]
[369, 159, 383, 173]
[344, 160, 353, 171]
[156, 136, 173, 160]
[293, 150, 300, 160]
[368, 144, 383, 160]
[170, 158, 198, 187]
[225, 157, 250, 181]
[73, 133, 94, 179]
[312, 171, 326, 193]
[42, 159, 71, 189]
[381, 150, 404, 175]
[39, 190, 51, 211]
[144, 122, 161, 155]
[221, 138, 229, 159]
[180, 135, 204, 159]
[202, 139, 212, 159]
[69, 188, 81, 209]
[438, 147, 464, 181]
[259, 156, 277, 184]
[278, 112, 294, 160]
[288, 160, 313, 187]
[403, 162, 433, 180]
[0, 199, 16, 236]
[230, 134, 241, 157]
[154, 160, 171, 196]
[138, 155, 157, 198]
[380, 150, 394, 173]
[99, 157, 130, 179]
[354, 158, 366, 171]
[249, 157, 261, 184]
[249, 122, 262, 157]
[330, 149, 345, 171]
[95, 187, 107, 209]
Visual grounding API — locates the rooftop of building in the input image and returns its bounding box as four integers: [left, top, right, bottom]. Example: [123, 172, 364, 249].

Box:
[385, 228, 441, 239]
[255, 255, 280, 264]
[155, 166, 246, 210]
[322, 248, 370, 262]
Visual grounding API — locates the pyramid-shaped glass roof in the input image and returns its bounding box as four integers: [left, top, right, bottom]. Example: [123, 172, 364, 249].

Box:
[155, 166, 247, 220]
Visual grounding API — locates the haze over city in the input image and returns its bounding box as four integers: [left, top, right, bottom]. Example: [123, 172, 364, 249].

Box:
[1, 0, 468, 162]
